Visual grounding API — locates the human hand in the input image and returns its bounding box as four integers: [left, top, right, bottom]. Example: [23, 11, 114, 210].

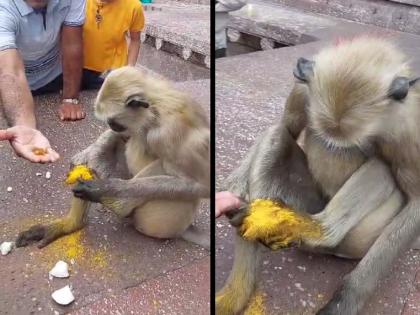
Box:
[216, 191, 243, 218]
[58, 101, 86, 121]
[0, 125, 60, 163]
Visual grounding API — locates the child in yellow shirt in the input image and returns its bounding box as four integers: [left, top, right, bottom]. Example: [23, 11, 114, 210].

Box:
[82, 0, 145, 89]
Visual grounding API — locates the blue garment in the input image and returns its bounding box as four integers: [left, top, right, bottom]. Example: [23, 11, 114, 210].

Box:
[0, 0, 86, 90]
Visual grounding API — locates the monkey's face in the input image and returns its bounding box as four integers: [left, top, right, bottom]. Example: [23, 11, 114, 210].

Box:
[293, 38, 411, 148]
[94, 68, 158, 136]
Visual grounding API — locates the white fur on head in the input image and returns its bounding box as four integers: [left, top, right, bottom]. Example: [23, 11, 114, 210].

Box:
[306, 36, 411, 147]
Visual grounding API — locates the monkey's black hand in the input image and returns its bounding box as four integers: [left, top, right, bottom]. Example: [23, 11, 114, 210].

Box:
[72, 180, 106, 202]
[225, 205, 249, 227]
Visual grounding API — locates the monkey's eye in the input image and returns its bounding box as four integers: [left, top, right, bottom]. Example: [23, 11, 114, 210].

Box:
[388, 77, 409, 101]
[127, 99, 149, 109]
[125, 95, 149, 109]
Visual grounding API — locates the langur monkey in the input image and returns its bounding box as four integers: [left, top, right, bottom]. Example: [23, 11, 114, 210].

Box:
[16, 67, 210, 250]
[217, 36, 420, 315]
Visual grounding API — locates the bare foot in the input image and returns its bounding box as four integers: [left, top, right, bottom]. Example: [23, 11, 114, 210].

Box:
[58, 103, 86, 121]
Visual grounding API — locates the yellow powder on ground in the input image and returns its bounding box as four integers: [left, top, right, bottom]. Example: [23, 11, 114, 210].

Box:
[92, 249, 108, 269]
[45, 230, 85, 262]
[240, 199, 323, 249]
[244, 291, 266, 315]
[65, 165, 95, 185]
[33, 229, 110, 272]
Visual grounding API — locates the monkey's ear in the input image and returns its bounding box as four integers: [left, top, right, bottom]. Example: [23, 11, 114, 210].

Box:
[388, 77, 410, 100]
[293, 57, 315, 83]
[125, 95, 149, 109]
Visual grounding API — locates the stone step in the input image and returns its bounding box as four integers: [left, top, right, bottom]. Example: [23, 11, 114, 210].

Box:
[265, 0, 420, 35]
[143, 3, 210, 67]
[227, 2, 335, 49]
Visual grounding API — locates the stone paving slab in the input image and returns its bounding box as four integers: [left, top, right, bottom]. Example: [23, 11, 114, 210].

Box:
[0, 79, 209, 315]
[270, 0, 420, 36]
[70, 257, 210, 315]
[144, 3, 210, 56]
[138, 43, 209, 82]
[229, 1, 335, 45]
[216, 12, 420, 315]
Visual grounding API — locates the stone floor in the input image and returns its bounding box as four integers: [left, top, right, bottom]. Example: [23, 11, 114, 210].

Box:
[216, 4, 420, 315]
[0, 48, 209, 314]
[143, 2, 210, 57]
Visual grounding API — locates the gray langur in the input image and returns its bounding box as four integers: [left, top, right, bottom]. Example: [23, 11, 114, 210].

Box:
[16, 67, 210, 250]
[216, 36, 420, 315]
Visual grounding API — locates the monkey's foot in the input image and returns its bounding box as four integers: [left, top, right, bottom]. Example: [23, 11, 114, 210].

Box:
[239, 199, 323, 250]
[216, 291, 244, 315]
[16, 218, 85, 249]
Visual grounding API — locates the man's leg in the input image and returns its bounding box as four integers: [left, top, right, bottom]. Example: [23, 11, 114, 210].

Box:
[81, 69, 104, 90]
[31, 74, 63, 96]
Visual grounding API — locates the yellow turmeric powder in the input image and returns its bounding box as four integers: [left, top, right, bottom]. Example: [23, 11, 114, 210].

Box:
[244, 291, 266, 315]
[65, 165, 95, 185]
[240, 199, 322, 250]
[32, 148, 48, 156]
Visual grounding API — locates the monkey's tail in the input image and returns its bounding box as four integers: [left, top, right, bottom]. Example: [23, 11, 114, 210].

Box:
[216, 234, 261, 315]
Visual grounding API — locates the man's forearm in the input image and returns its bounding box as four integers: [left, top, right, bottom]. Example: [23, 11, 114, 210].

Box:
[61, 26, 83, 99]
[0, 59, 36, 128]
[127, 39, 140, 66]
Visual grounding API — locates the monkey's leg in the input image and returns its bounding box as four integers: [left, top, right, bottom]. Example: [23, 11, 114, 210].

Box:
[181, 225, 210, 250]
[217, 123, 324, 314]
[16, 198, 90, 248]
[216, 235, 261, 315]
[316, 199, 420, 315]
[71, 129, 129, 179]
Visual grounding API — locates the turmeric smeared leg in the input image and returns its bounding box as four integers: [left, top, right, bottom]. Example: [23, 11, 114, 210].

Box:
[16, 197, 90, 248]
[16, 165, 94, 248]
[239, 199, 323, 250]
[216, 235, 261, 315]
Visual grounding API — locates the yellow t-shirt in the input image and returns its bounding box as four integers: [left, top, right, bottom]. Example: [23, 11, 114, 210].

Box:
[83, 0, 145, 72]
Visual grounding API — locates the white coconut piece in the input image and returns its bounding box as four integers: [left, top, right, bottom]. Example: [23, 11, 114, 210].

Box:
[51, 285, 75, 305]
[49, 261, 69, 278]
[6, 187, 12, 192]
[45, 171, 51, 179]
[0, 241, 14, 255]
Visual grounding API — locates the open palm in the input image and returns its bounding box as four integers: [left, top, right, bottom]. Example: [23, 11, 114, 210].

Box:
[0, 126, 60, 163]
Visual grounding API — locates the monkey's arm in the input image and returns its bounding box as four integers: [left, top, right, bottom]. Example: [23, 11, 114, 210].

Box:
[72, 175, 209, 203]
[306, 158, 397, 248]
[317, 198, 420, 315]
[239, 158, 399, 250]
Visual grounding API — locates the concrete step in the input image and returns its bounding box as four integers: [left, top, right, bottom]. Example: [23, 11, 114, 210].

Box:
[266, 0, 420, 35]
[143, 3, 210, 67]
[227, 2, 335, 49]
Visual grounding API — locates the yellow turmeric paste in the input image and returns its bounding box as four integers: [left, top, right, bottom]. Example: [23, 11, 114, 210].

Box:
[65, 165, 95, 185]
[240, 199, 322, 249]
